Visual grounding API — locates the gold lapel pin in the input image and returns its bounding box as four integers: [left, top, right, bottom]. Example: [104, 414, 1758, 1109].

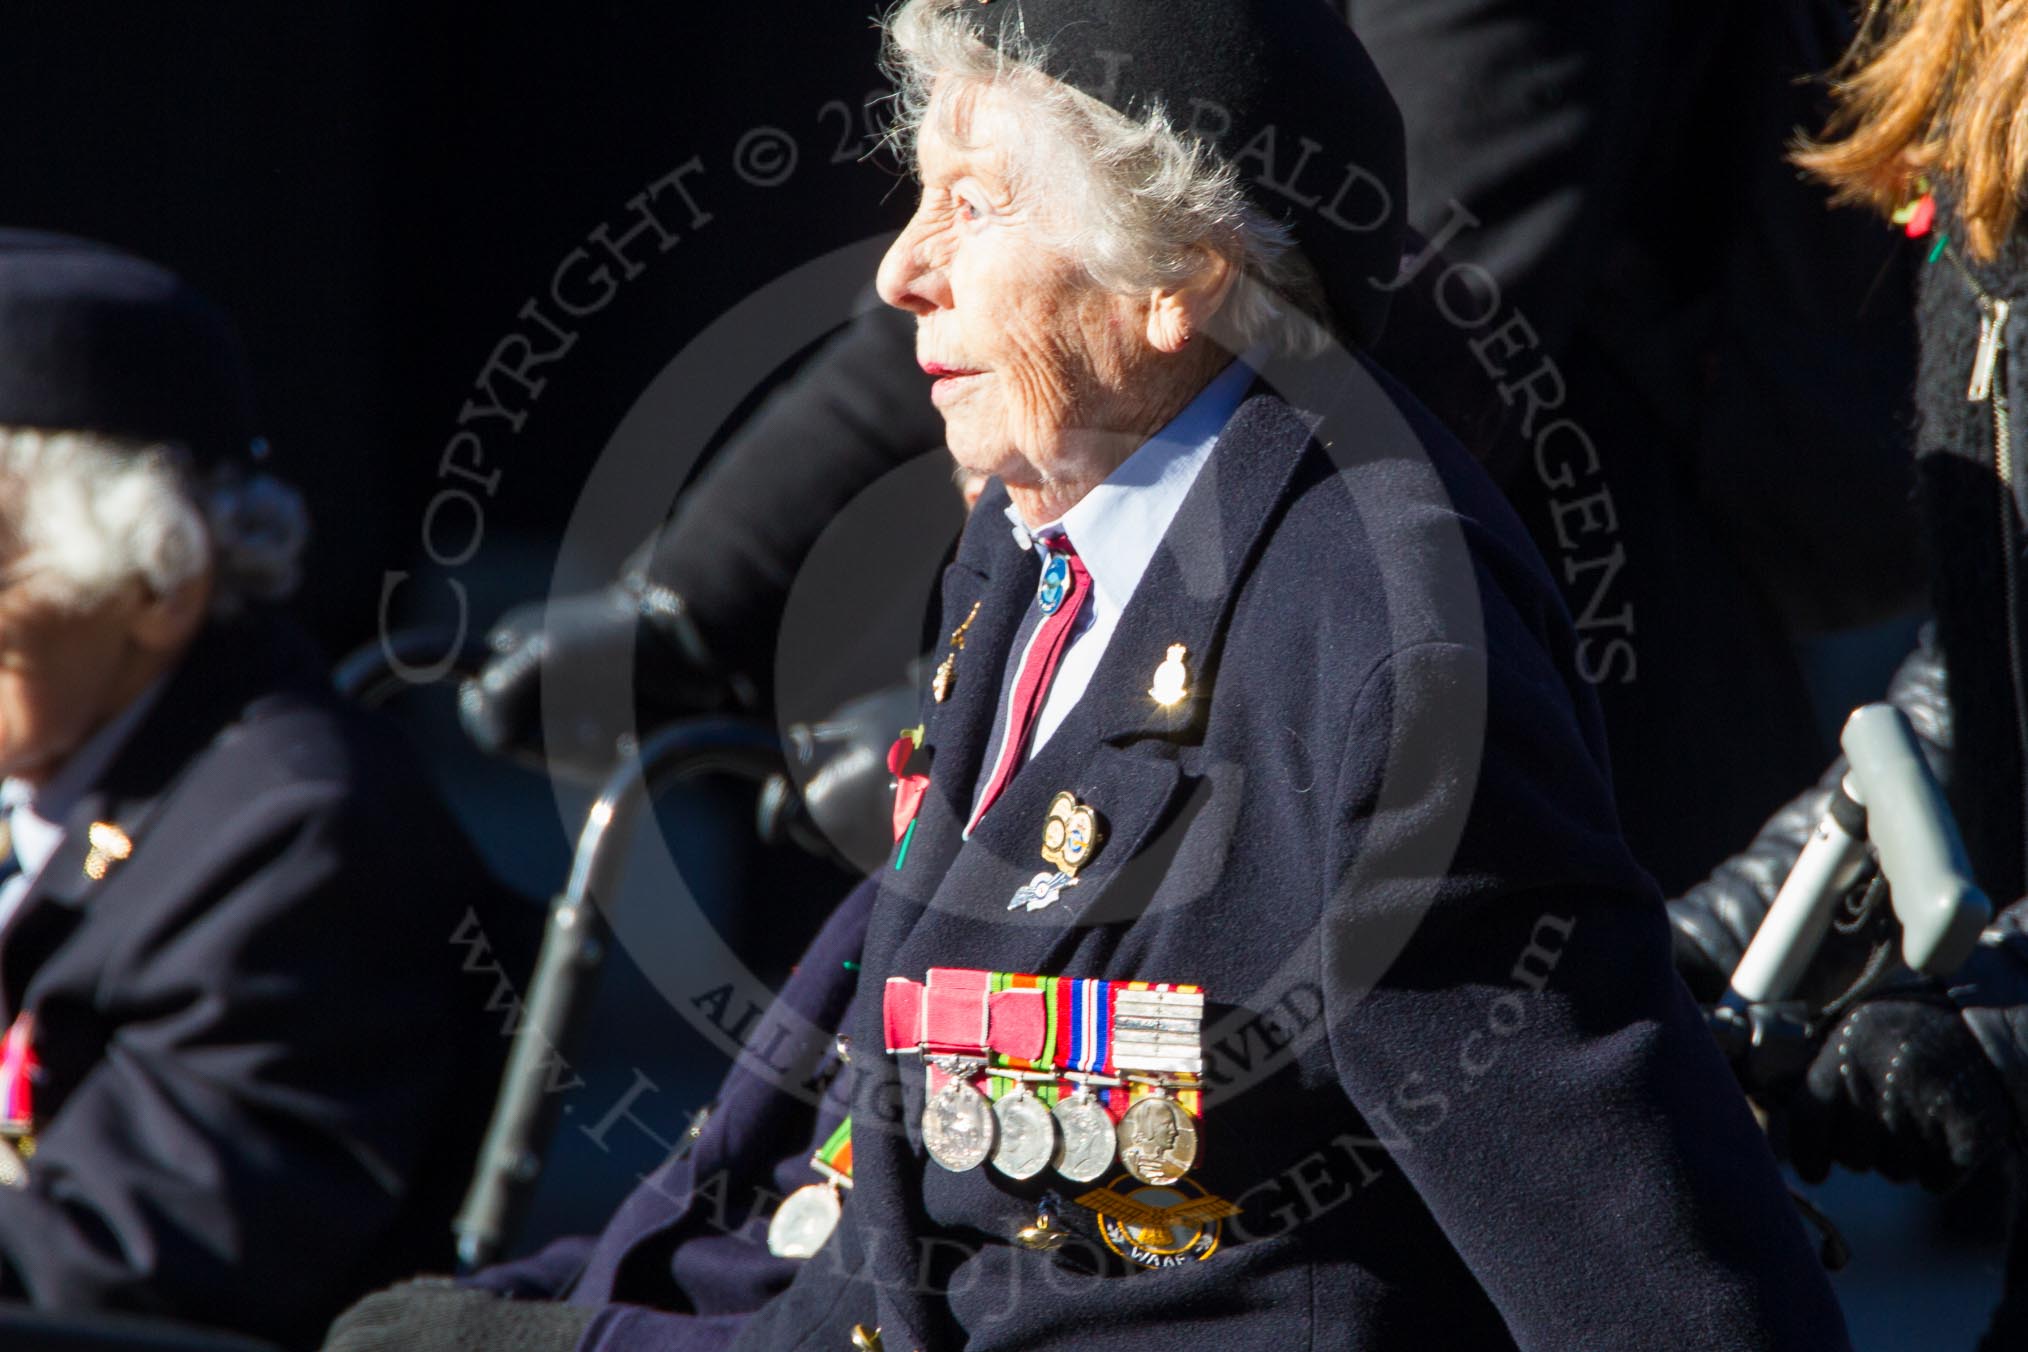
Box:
[1149, 643, 1191, 707]
[84, 822, 133, 882]
[1040, 790, 1104, 878]
[933, 600, 983, 704]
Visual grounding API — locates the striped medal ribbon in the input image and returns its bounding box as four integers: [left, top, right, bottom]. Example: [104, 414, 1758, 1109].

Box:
[768, 1117, 853, 1259]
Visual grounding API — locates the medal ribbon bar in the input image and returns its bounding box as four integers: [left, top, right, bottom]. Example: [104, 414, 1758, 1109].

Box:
[988, 972, 1063, 1104]
[884, 969, 1049, 1060]
[882, 968, 1205, 1113]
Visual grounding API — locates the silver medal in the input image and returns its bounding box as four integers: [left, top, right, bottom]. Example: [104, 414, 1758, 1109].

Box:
[923, 1074, 996, 1171]
[989, 1086, 1056, 1180]
[767, 1183, 842, 1258]
[1117, 1094, 1199, 1186]
[1050, 1089, 1118, 1182]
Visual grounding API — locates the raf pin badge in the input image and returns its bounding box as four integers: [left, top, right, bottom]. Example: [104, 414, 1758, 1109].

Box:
[1008, 790, 1104, 911]
[1149, 643, 1190, 706]
[83, 822, 133, 882]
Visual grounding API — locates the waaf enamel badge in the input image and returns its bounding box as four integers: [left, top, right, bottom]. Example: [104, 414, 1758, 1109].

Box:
[1009, 791, 1105, 911]
[1077, 1175, 1239, 1269]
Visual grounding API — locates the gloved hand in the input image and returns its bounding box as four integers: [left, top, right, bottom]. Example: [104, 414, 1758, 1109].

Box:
[1782, 993, 2017, 1193]
[1668, 778, 1849, 1005]
[323, 1278, 592, 1352]
[1668, 636, 1952, 1005]
[459, 580, 736, 780]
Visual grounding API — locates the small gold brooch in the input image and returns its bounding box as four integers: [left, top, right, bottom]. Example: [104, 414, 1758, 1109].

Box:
[933, 601, 982, 704]
[84, 822, 133, 882]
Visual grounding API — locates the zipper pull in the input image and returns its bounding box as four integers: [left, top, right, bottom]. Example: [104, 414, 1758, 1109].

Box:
[1971, 298, 2011, 402]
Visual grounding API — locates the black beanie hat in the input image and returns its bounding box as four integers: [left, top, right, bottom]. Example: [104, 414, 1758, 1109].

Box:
[0, 230, 258, 471]
[958, 0, 1407, 349]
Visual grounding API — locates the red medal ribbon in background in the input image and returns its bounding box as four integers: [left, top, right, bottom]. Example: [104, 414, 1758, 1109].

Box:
[0, 1014, 37, 1132]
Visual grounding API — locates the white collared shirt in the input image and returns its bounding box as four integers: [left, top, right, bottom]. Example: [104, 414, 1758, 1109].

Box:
[0, 680, 165, 935]
[1001, 356, 1254, 761]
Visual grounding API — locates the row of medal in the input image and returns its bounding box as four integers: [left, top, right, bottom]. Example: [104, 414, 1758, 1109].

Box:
[765, 1078, 1210, 1262]
[888, 969, 1207, 1186]
[919, 1058, 1201, 1186]
[770, 970, 1207, 1260]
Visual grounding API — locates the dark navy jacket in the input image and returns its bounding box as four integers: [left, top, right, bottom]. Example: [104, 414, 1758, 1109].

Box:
[481, 364, 1850, 1350]
[0, 611, 504, 1347]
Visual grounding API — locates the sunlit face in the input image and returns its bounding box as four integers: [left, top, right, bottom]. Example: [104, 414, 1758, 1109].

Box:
[0, 574, 149, 783]
[876, 80, 1162, 496]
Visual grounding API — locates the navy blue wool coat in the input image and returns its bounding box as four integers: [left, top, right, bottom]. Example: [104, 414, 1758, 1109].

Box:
[480, 363, 1850, 1351]
[0, 612, 507, 1347]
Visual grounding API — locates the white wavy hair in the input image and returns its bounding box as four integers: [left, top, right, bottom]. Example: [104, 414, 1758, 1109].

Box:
[882, 0, 1331, 357]
[0, 426, 309, 614]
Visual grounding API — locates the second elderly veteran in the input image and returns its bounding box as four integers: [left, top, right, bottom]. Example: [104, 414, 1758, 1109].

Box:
[331, 3, 1848, 1349]
[0, 233, 510, 1347]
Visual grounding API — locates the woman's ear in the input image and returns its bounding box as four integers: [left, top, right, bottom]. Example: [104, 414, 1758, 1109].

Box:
[126, 568, 213, 655]
[1145, 248, 1238, 355]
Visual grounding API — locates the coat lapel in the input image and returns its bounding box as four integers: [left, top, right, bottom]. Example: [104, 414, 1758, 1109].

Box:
[865, 500, 1037, 962]
[1093, 387, 1318, 745]
[0, 613, 323, 1020]
[873, 383, 1319, 976]
[0, 787, 148, 1021]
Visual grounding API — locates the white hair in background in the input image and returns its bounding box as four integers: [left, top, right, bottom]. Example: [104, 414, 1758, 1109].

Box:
[0, 426, 309, 614]
[882, 0, 1333, 357]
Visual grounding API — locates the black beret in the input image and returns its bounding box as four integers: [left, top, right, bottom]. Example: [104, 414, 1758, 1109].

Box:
[962, 0, 1406, 349]
[0, 230, 257, 470]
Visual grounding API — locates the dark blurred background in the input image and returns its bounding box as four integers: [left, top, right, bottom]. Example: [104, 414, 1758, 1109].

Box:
[1, 0, 919, 1254]
[0, 2, 911, 648]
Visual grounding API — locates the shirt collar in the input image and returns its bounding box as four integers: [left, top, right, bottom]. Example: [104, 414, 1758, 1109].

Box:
[1004, 354, 1256, 616]
[1, 677, 167, 882]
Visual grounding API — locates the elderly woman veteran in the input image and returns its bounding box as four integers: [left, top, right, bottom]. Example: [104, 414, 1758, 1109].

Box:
[0, 233, 505, 1346]
[355, 3, 1848, 1350]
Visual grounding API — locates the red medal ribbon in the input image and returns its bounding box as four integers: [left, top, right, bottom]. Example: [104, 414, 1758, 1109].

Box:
[883, 968, 1046, 1061]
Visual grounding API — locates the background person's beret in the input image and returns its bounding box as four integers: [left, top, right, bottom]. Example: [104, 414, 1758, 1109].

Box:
[963, 0, 1408, 349]
[0, 229, 258, 470]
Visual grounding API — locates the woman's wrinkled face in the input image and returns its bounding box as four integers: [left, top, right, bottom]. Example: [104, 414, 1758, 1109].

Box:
[876, 80, 1157, 493]
[0, 574, 144, 783]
